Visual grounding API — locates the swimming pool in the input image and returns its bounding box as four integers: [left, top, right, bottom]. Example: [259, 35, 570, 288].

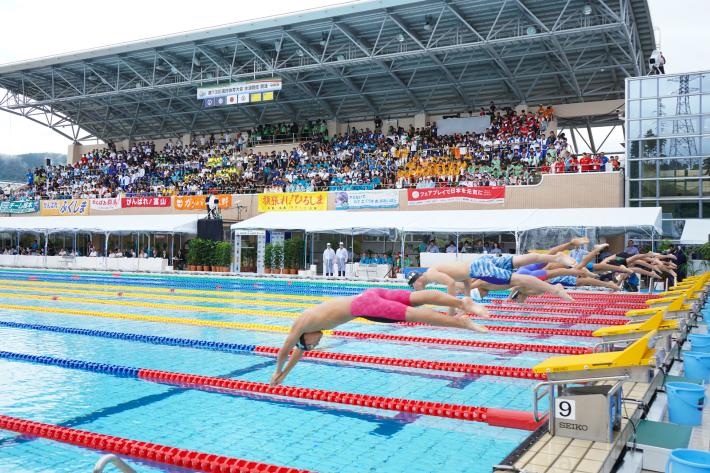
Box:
[0, 268, 641, 472]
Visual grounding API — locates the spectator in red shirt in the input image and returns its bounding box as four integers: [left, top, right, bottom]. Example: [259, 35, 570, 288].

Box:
[554, 157, 565, 174]
[610, 156, 621, 171]
[579, 153, 592, 172]
[591, 154, 602, 172]
[568, 155, 579, 173]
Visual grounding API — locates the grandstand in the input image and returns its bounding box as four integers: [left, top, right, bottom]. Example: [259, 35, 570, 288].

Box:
[0, 0, 654, 147]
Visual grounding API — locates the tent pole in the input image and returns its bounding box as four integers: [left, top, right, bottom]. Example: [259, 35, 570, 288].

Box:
[16, 231, 19, 253]
[73, 232, 77, 255]
[455, 233, 459, 258]
[44, 231, 48, 260]
[104, 232, 109, 257]
[514, 231, 520, 254]
[170, 233, 174, 266]
[304, 232, 308, 270]
[400, 232, 405, 270]
[350, 229, 354, 278]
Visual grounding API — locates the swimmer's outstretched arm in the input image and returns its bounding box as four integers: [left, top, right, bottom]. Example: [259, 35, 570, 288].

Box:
[270, 322, 305, 386]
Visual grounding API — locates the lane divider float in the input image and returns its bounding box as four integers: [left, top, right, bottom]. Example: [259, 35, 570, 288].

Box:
[0, 320, 545, 380]
[0, 350, 545, 430]
[0, 414, 311, 473]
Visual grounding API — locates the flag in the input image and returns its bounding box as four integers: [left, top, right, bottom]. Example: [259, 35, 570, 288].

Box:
[227, 95, 238, 105]
[238, 93, 249, 104]
[250, 93, 262, 103]
[262, 91, 274, 101]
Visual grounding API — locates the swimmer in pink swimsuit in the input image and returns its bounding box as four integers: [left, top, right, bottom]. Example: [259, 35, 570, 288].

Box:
[270, 288, 490, 386]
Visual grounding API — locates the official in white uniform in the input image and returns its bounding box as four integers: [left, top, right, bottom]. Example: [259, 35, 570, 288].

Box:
[323, 243, 335, 277]
[335, 242, 349, 277]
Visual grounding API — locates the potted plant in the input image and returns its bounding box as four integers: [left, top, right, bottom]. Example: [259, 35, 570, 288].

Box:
[284, 239, 300, 274]
[241, 247, 257, 272]
[216, 242, 232, 272]
[272, 242, 284, 274]
[264, 243, 273, 274]
[186, 238, 201, 271]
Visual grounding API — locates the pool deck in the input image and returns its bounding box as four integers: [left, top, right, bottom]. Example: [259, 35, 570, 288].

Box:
[496, 301, 708, 473]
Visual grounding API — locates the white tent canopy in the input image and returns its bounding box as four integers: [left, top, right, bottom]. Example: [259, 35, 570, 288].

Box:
[0, 214, 201, 235]
[231, 208, 663, 235]
[680, 219, 710, 245]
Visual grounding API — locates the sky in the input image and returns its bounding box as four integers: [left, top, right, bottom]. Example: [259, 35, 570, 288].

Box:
[0, 0, 708, 155]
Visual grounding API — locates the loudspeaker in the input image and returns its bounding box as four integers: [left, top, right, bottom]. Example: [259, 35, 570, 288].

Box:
[45, 158, 51, 167]
[197, 218, 223, 241]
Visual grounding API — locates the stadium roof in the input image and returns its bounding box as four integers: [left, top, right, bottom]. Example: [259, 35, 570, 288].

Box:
[0, 0, 655, 143]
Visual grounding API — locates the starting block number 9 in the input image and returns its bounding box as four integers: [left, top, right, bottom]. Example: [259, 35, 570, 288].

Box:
[555, 399, 576, 420]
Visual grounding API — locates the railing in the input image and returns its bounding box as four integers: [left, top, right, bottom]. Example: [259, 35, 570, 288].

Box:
[93, 454, 136, 473]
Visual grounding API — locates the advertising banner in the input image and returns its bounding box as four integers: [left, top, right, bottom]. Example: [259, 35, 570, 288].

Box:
[174, 194, 232, 211]
[0, 200, 39, 214]
[40, 199, 90, 216]
[334, 190, 399, 210]
[258, 192, 327, 212]
[122, 196, 172, 208]
[90, 197, 121, 211]
[197, 79, 282, 100]
[407, 187, 505, 205]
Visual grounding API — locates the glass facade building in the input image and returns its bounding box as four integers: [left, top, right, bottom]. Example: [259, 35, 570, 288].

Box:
[626, 71, 710, 238]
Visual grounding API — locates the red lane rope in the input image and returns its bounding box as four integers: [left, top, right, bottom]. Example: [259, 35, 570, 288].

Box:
[253, 346, 545, 380]
[136, 368, 542, 430]
[487, 303, 630, 316]
[395, 322, 595, 337]
[0, 414, 311, 473]
[330, 330, 592, 354]
[484, 313, 627, 326]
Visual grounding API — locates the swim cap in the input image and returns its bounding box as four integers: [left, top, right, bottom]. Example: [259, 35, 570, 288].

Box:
[407, 272, 422, 287]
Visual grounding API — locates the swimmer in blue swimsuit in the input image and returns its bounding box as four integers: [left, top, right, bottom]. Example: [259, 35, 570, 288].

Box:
[410, 251, 578, 304]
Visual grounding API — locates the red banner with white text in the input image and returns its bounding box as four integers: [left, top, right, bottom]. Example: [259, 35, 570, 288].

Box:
[121, 196, 172, 208]
[407, 186, 505, 205]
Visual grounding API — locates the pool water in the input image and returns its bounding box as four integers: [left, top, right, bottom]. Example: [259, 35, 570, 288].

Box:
[0, 268, 623, 472]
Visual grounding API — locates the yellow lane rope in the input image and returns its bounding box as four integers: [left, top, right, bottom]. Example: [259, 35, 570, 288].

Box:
[0, 279, 331, 302]
[0, 284, 314, 308]
[0, 302, 336, 334]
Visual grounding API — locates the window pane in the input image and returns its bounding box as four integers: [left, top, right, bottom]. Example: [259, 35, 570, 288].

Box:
[641, 160, 658, 178]
[629, 181, 639, 199]
[641, 180, 657, 198]
[658, 158, 700, 177]
[628, 79, 641, 99]
[629, 200, 640, 207]
[628, 120, 640, 140]
[658, 117, 700, 136]
[658, 178, 700, 198]
[703, 94, 710, 114]
[660, 137, 701, 157]
[641, 200, 658, 207]
[659, 201, 700, 218]
[659, 97, 677, 117]
[658, 76, 678, 96]
[662, 219, 685, 239]
[641, 99, 658, 118]
[629, 161, 639, 178]
[642, 139, 658, 158]
[629, 140, 640, 158]
[702, 136, 710, 154]
[641, 119, 657, 137]
[702, 117, 710, 134]
[702, 179, 710, 196]
[627, 100, 640, 119]
[641, 77, 657, 97]
[689, 74, 701, 92]
[704, 157, 710, 177]
[702, 74, 710, 94]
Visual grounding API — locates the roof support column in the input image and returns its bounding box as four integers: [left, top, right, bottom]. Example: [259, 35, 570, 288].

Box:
[413, 112, 428, 130]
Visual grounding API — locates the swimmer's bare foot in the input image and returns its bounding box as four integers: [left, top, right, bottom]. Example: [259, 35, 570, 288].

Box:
[580, 268, 597, 279]
[551, 283, 575, 302]
[461, 297, 490, 318]
[571, 237, 590, 247]
[458, 314, 489, 333]
[618, 265, 634, 274]
[554, 253, 577, 267]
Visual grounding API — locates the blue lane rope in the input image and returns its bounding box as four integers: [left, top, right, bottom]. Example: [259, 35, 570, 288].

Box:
[0, 320, 257, 354]
[0, 350, 140, 377]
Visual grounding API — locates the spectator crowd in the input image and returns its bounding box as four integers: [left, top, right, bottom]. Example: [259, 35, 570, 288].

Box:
[4, 103, 622, 201]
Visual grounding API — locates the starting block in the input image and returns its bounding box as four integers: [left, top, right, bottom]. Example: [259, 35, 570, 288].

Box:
[533, 331, 657, 383]
[626, 297, 691, 321]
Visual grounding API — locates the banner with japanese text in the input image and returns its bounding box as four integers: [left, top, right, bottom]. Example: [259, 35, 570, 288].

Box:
[122, 196, 172, 208]
[334, 190, 399, 210]
[40, 199, 90, 216]
[174, 194, 232, 211]
[258, 192, 327, 212]
[407, 187, 505, 205]
[90, 197, 121, 211]
[0, 200, 39, 214]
